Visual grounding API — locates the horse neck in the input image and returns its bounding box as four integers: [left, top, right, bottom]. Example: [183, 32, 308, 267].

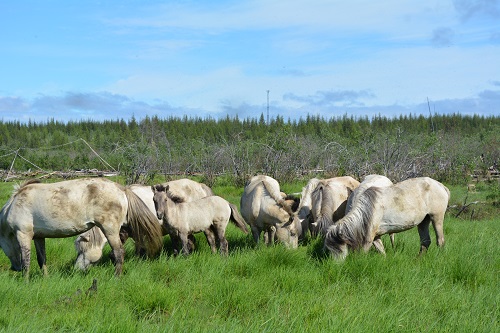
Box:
[0, 193, 17, 221]
[162, 194, 179, 220]
[336, 187, 378, 248]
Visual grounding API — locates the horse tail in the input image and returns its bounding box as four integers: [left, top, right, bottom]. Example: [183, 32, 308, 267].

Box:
[311, 184, 333, 237]
[200, 183, 215, 196]
[441, 183, 451, 201]
[228, 202, 249, 234]
[124, 188, 163, 258]
[261, 180, 294, 215]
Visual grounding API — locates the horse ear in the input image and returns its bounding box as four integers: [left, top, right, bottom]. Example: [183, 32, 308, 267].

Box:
[79, 235, 90, 242]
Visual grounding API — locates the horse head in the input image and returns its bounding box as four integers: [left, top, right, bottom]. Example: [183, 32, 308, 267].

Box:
[0, 230, 23, 271]
[152, 184, 169, 220]
[276, 213, 299, 248]
[324, 224, 348, 261]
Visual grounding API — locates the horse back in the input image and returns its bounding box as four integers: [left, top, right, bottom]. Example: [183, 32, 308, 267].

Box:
[381, 177, 449, 219]
[164, 179, 214, 200]
[240, 176, 291, 225]
[5, 178, 128, 237]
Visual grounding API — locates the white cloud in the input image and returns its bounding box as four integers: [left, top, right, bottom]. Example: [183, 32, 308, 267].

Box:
[1, 1, 499, 123]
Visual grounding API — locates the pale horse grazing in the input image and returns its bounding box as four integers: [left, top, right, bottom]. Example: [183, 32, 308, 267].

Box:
[152, 184, 248, 256]
[298, 176, 360, 238]
[324, 177, 450, 260]
[0, 178, 163, 277]
[344, 174, 394, 254]
[74, 178, 214, 270]
[240, 175, 300, 248]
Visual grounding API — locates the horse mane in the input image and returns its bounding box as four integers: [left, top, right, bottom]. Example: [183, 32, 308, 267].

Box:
[166, 190, 185, 203]
[74, 227, 105, 252]
[283, 194, 300, 212]
[1, 179, 42, 220]
[13, 178, 41, 194]
[324, 186, 379, 251]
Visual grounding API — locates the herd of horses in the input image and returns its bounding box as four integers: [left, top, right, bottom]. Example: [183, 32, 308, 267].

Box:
[0, 174, 450, 277]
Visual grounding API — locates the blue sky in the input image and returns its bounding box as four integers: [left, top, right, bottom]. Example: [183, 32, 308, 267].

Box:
[1, 0, 499, 123]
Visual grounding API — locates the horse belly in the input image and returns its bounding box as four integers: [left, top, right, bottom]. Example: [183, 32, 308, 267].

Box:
[378, 209, 427, 235]
[186, 215, 212, 233]
[33, 207, 93, 238]
[171, 207, 211, 234]
[32, 215, 92, 238]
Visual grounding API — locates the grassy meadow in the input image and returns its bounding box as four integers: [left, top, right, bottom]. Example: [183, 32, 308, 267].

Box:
[0, 178, 498, 332]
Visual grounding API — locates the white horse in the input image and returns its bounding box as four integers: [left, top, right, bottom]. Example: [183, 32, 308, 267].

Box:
[299, 176, 360, 237]
[152, 184, 248, 256]
[324, 177, 450, 260]
[345, 174, 394, 253]
[0, 178, 163, 276]
[74, 179, 214, 270]
[240, 175, 299, 248]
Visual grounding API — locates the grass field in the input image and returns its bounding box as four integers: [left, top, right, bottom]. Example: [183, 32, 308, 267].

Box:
[0, 178, 498, 332]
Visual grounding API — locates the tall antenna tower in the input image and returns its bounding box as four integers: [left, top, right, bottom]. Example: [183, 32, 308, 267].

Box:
[266, 90, 270, 125]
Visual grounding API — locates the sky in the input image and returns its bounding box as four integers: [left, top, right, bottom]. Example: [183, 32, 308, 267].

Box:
[1, 0, 499, 123]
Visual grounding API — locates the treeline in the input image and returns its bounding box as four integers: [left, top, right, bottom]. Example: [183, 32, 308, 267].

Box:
[1, 113, 498, 186]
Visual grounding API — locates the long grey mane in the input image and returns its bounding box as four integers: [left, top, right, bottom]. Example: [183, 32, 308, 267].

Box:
[324, 186, 379, 252]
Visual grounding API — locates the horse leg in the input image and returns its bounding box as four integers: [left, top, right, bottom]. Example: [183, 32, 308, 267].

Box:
[103, 233, 124, 276]
[417, 217, 432, 255]
[264, 226, 276, 246]
[372, 237, 386, 255]
[168, 232, 179, 256]
[250, 225, 261, 245]
[188, 234, 197, 253]
[17, 231, 32, 278]
[34, 238, 48, 276]
[389, 233, 395, 249]
[179, 233, 190, 256]
[121, 226, 146, 258]
[203, 228, 217, 254]
[213, 226, 228, 256]
[263, 228, 270, 244]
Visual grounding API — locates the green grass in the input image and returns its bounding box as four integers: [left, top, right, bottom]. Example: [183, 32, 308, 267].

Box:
[0, 180, 498, 332]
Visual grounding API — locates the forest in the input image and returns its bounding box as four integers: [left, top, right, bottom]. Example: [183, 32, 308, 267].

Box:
[0, 113, 499, 187]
